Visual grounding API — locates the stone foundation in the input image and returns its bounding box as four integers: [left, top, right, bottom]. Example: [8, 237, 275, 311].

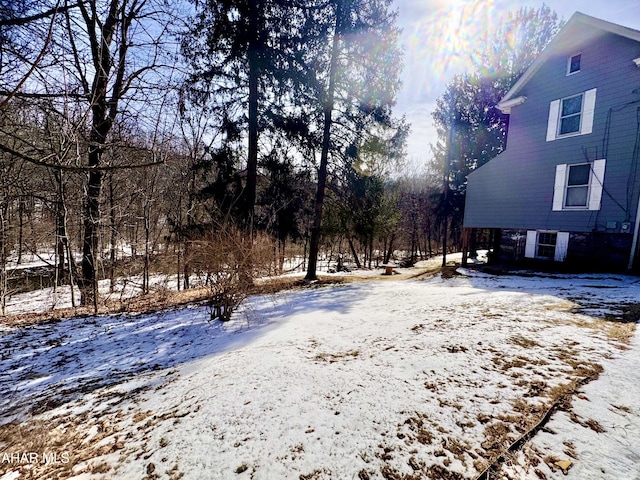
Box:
[498, 229, 634, 272]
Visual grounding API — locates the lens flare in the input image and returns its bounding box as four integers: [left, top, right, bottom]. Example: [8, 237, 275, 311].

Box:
[400, 0, 498, 103]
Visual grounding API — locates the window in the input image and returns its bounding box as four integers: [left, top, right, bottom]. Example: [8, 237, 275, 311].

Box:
[536, 232, 557, 259]
[546, 88, 596, 141]
[567, 54, 581, 75]
[565, 164, 590, 207]
[552, 159, 606, 211]
[525, 231, 569, 262]
[559, 94, 583, 136]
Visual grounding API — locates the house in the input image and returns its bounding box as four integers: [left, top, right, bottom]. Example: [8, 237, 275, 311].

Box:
[463, 12, 640, 272]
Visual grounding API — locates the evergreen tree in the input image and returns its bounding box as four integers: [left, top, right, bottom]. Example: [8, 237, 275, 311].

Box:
[431, 5, 563, 260]
[300, 0, 406, 280]
[182, 0, 302, 229]
[257, 145, 312, 273]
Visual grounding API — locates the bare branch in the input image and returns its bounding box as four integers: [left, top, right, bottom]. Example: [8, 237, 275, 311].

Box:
[0, 1, 60, 110]
[0, 2, 79, 27]
[0, 91, 88, 100]
[0, 143, 164, 172]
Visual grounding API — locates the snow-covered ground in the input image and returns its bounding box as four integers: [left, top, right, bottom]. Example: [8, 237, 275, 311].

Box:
[0, 266, 639, 480]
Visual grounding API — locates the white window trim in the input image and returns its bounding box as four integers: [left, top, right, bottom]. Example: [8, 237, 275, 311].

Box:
[537, 231, 558, 259]
[567, 53, 582, 76]
[558, 93, 584, 137]
[546, 88, 596, 141]
[524, 231, 569, 262]
[564, 163, 592, 209]
[552, 159, 606, 211]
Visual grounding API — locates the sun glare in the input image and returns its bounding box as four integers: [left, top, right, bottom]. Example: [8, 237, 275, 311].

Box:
[401, 0, 497, 102]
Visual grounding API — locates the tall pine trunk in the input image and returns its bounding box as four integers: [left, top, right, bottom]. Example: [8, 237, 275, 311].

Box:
[305, 0, 343, 281]
[245, 3, 260, 231]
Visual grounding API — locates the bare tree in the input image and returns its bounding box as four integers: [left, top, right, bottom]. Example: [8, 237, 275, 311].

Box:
[1, 0, 184, 308]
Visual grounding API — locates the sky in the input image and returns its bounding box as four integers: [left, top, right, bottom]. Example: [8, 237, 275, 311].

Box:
[393, 0, 640, 164]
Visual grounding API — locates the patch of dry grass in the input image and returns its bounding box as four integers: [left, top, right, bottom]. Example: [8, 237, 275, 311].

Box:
[314, 349, 360, 363]
[507, 335, 542, 349]
[0, 276, 330, 329]
[605, 322, 636, 344]
[0, 413, 116, 479]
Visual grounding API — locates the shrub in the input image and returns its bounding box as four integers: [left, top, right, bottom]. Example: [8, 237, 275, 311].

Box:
[192, 225, 272, 322]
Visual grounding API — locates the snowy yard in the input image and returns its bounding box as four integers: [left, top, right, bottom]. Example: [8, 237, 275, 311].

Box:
[1, 268, 639, 480]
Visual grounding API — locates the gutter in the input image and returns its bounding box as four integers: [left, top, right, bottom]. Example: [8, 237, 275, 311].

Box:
[496, 96, 526, 114]
[628, 193, 640, 271]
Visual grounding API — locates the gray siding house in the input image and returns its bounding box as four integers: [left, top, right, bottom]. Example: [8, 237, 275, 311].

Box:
[463, 12, 640, 272]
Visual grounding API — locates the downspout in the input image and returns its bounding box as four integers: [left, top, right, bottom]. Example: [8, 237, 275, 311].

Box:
[628, 193, 640, 271]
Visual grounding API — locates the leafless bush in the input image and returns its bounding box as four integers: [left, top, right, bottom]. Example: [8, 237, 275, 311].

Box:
[192, 225, 273, 322]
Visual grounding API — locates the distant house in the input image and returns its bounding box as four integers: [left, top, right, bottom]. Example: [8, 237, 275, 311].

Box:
[463, 12, 640, 272]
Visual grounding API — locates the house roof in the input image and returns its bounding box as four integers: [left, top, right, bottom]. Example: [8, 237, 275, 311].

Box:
[498, 12, 640, 107]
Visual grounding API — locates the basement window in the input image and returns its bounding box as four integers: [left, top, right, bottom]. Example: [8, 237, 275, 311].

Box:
[536, 232, 557, 259]
[525, 231, 569, 262]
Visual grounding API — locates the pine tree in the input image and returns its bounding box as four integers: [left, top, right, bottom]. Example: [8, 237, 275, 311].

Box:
[431, 5, 563, 261]
[300, 0, 406, 280]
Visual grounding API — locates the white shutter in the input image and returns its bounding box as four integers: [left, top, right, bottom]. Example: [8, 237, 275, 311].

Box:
[525, 231, 537, 258]
[546, 100, 561, 141]
[554, 232, 569, 262]
[588, 159, 606, 210]
[581, 88, 597, 135]
[552, 164, 567, 211]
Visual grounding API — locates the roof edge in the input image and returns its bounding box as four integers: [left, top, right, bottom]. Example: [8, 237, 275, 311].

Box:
[496, 95, 526, 114]
[500, 12, 640, 104]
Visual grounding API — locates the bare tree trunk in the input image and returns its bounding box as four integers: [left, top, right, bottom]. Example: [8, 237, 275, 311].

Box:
[348, 237, 361, 269]
[183, 241, 190, 290]
[410, 225, 416, 262]
[81, 163, 102, 309]
[77, 0, 148, 309]
[66, 238, 76, 308]
[442, 112, 454, 267]
[108, 174, 117, 293]
[426, 214, 433, 257]
[384, 232, 395, 264]
[143, 209, 150, 293]
[183, 184, 195, 290]
[78, 0, 120, 308]
[306, 0, 343, 281]
[279, 238, 285, 274]
[303, 228, 308, 271]
[0, 199, 7, 316]
[54, 170, 68, 288]
[16, 197, 24, 265]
